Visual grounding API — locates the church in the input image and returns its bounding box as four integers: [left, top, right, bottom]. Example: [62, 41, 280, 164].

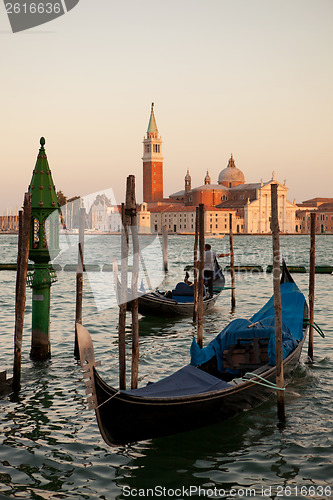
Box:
[141, 104, 298, 234]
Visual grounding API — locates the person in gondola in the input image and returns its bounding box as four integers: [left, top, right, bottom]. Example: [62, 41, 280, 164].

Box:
[204, 243, 230, 297]
[184, 271, 193, 286]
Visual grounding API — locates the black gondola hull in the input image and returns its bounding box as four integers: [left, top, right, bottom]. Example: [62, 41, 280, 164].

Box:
[92, 332, 305, 445]
[78, 261, 307, 446]
[136, 291, 220, 316]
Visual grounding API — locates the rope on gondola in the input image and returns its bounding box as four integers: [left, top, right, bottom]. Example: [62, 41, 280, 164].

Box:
[241, 373, 286, 391]
[95, 391, 121, 410]
[303, 319, 325, 338]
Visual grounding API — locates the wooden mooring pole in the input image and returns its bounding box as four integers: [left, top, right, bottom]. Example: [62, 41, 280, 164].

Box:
[13, 193, 31, 392]
[308, 212, 316, 362]
[162, 225, 168, 273]
[74, 207, 85, 358]
[118, 202, 129, 390]
[127, 176, 140, 390]
[197, 204, 205, 348]
[271, 183, 285, 423]
[229, 213, 236, 310]
[118, 176, 141, 390]
[193, 206, 199, 323]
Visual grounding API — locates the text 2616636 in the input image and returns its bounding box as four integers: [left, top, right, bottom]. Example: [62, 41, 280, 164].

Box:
[5, 3, 62, 14]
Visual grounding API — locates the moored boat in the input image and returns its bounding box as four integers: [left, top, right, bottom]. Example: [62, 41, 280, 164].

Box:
[134, 285, 221, 317]
[117, 272, 223, 317]
[77, 262, 308, 446]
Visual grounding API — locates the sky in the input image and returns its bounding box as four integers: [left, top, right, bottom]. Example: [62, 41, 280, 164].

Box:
[1, 0, 332, 213]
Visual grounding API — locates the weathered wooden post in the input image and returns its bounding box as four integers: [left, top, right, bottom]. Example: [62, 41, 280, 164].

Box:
[308, 212, 316, 362]
[13, 193, 31, 391]
[162, 225, 168, 273]
[197, 204, 205, 348]
[118, 176, 140, 390]
[74, 207, 86, 358]
[126, 176, 140, 390]
[27, 138, 60, 361]
[193, 206, 199, 322]
[229, 212, 236, 309]
[271, 183, 285, 422]
[118, 202, 129, 390]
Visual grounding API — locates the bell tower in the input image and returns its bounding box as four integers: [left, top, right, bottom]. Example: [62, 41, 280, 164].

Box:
[142, 103, 163, 203]
[185, 169, 191, 193]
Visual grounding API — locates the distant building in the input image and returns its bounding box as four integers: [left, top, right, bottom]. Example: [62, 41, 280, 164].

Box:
[142, 103, 164, 204]
[86, 200, 121, 232]
[0, 213, 18, 232]
[85, 106, 328, 236]
[137, 202, 151, 234]
[296, 198, 333, 234]
[149, 205, 235, 234]
[142, 105, 298, 234]
[108, 206, 122, 233]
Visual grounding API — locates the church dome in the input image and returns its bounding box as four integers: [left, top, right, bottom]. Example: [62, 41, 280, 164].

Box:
[218, 155, 245, 187]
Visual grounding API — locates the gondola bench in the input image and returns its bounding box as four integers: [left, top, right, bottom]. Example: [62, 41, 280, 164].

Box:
[171, 282, 205, 303]
[222, 337, 269, 371]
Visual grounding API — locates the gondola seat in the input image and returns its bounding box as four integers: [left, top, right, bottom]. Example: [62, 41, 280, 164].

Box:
[172, 282, 195, 296]
[171, 282, 206, 301]
[171, 282, 202, 302]
[222, 337, 269, 371]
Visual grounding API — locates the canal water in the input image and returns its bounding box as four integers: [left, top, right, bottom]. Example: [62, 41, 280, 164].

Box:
[0, 234, 332, 499]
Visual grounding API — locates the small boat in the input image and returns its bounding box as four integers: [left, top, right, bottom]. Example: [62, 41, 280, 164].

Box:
[134, 285, 221, 317]
[117, 270, 223, 317]
[77, 262, 308, 446]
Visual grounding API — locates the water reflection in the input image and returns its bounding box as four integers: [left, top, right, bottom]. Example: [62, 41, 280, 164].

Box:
[115, 404, 287, 494]
[0, 234, 332, 499]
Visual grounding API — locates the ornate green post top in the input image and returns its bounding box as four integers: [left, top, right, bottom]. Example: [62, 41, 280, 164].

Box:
[28, 137, 60, 263]
[27, 137, 60, 360]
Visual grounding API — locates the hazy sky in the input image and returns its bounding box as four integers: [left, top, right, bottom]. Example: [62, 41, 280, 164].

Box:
[1, 0, 332, 212]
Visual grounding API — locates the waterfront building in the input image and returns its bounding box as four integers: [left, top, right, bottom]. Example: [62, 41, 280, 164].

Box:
[149, 205, 235, 234]
[137, 202, 151, 234]
[89, 200, 110, 232]
[296, 198, 333, 234]
[142, 105, 298, 234]
[170, 160, 298, 234]
[0, 211, 19, 232]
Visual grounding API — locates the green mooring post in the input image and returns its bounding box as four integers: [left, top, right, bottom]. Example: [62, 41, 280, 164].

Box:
[27, 137, 60, 361]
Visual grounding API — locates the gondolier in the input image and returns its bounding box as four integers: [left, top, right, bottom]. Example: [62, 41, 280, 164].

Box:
[204, 244, 230, 297]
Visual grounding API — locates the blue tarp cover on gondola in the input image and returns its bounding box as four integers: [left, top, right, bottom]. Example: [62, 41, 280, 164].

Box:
[171, 282, 205, 302]
[191, 281, 305, 371]
[250, 282, 305, 341]
[122, 365, 232, 398]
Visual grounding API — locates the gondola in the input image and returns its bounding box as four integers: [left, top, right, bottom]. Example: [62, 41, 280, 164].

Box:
[135, 286, 221, 317]
[117, 276, 222, 317]
[77, 262, 308, 446]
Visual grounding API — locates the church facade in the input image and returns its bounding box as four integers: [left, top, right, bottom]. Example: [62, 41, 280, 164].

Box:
[142, 105, 298, 234]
